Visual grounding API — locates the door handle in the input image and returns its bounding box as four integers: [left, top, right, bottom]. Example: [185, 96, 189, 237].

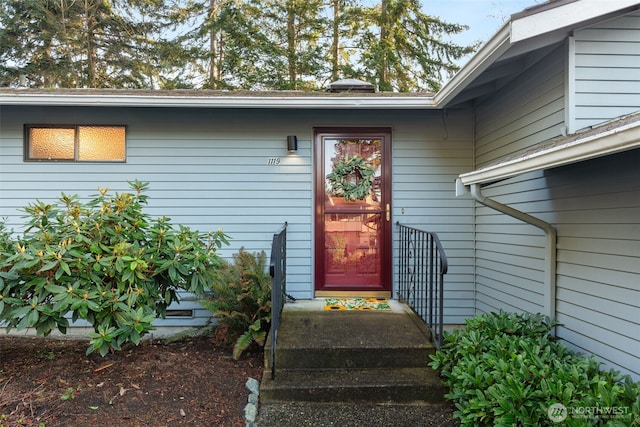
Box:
[386, 204, 390, 222]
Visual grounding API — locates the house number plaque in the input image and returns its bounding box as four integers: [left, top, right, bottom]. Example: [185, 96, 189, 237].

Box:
[267, 157, 281, 165]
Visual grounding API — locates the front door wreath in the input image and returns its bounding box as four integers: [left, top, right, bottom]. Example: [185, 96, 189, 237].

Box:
[327, 154, 375, 201]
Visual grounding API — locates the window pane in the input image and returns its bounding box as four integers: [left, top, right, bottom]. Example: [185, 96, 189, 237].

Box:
[78, 126, 126, 161]
[324, 213, 382, 284]
[29, 128, 75, 160]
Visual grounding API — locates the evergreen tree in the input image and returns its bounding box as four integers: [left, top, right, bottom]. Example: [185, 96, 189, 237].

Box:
[0, 0, 477, 91]
[204, 0, 476, 92]
[257, 0, 328, 90]
[327, 0, 363, 83]
[0, 0, 73, 87]
[167, 0, 231, 89]
[355, 0, 477, 92]
[167, 0, 271, 89]
[174, 0, 328, 90]
[0, 0, 169, 88]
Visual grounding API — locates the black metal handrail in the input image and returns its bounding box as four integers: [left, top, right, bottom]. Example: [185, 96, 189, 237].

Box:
[396, 222, 448, 348]
[269, 222, 287, 380]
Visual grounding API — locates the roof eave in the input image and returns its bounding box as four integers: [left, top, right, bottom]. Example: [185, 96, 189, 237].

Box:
[510, 0, 640, 43]
[435, 23, 511, 107]
[438, 0, 640, 108]
[0, 92, 437, 109]
[458, 120, 640, 186]
[2, 1, 638, 111]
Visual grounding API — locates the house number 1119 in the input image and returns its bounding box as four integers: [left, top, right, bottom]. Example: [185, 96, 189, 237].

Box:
[268, 157, 281, 165]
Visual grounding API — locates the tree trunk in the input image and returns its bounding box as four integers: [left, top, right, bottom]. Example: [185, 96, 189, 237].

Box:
[85, 0, 96, 87]
[209, 0, 218, 88]
[287, 1, 297, 88]
[330, 0, 340, 82]
[378, 0, 390, 91]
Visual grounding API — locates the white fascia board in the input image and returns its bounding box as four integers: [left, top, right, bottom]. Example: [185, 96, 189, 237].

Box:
[0, 93, 437, 109]
[511, 0, 640, 43]
[435, 24, 511, 106]
[458, 121, 640, 186]
[435, 0, 640, 106]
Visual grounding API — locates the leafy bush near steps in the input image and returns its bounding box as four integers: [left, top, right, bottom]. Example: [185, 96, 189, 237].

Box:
[199, 248, 271, 360]
[0, 181, 229, 356]
[429, 311, 640, 426]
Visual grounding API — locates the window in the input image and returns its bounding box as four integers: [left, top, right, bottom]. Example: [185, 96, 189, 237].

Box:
[25, 125, 126, 162]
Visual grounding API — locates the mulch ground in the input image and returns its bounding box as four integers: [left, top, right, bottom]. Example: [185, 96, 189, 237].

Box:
[0, 334, 263, 426]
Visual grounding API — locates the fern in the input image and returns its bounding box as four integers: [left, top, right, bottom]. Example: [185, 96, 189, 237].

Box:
[201, 248, 272, 359]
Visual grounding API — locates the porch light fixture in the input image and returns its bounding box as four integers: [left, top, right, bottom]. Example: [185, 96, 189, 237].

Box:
[287, 135, 298, 152]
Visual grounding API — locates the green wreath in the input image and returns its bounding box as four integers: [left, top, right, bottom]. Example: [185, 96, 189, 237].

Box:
[327, 154, 375, 201]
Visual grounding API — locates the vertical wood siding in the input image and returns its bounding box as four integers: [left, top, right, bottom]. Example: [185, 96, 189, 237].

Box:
[0, 105, 475, 326]
[573, 11, 640, 131]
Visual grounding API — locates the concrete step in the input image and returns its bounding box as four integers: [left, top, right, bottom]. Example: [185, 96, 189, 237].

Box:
[260, 300, 447, 405]
[272, 343, 434, 370]
[260, 367, 448, 404]
[265, 304, 436, 371]
[257, 401, 458, 427]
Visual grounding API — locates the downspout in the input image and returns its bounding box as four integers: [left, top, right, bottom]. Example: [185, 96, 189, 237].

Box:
[469, 184, 557, 327]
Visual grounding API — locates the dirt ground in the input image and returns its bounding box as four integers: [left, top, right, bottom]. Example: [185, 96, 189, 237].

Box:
[0, 333, 263, 427]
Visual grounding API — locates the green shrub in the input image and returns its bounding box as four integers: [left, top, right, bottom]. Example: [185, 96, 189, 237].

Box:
[0, 181, 229, 356]
[430, 311, 640, 426]
[0, 219, 12, 254]
[200, 248, 271, 360]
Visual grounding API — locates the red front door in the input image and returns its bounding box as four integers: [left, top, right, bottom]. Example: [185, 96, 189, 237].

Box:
[314, 128, 392, 297]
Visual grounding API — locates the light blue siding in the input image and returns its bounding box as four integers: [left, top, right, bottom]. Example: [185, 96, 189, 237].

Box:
[471, 152, 640, 377]
[0, 105, 475, 326]
[393, 108, 476, 323]
[472, 173, 548, 315]
[572, 11, 640, 131]
[548, 152, 640, 377]
[473, 44, 567, 316]
[475, 45, 566, 168]
[473, 150, 640, 380]
[471, 18, 640, 377]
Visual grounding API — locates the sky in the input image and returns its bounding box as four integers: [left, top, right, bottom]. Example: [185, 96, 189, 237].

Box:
[423, 0, 542, 63]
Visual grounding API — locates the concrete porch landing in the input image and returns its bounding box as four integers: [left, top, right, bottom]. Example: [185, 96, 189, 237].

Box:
[260, 299, 448, 406]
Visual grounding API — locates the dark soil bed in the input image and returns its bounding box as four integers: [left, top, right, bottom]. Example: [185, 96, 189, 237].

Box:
[0, 335, 263, 426]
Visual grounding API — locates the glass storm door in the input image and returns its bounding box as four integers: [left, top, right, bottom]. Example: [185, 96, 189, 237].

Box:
[314, 129, 392, 297]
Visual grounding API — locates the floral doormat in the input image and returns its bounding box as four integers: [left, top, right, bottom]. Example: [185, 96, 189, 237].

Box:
[324, 297, 391, 311]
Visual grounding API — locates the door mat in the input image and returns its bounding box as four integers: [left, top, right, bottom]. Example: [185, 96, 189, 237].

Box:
[324, 298, 391, 311]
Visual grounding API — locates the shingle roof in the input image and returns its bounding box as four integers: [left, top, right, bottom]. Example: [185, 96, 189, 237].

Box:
[458, 111, 640, 186]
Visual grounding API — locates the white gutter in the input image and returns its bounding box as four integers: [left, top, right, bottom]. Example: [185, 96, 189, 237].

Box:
[0, 92, 437, 109]
[469, 184, 557, 324]
[459, 117, 640, 324]
[459, 119, 640, 186]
